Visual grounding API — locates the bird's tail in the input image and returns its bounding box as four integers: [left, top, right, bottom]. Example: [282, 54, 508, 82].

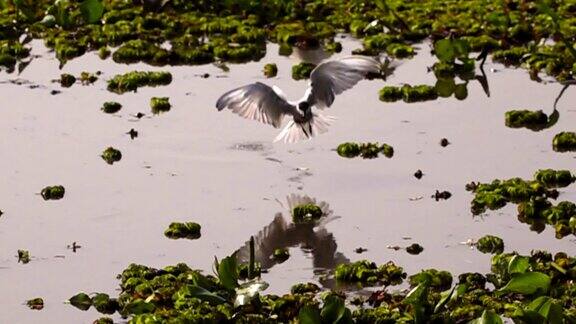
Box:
[274, 112, 335, 143]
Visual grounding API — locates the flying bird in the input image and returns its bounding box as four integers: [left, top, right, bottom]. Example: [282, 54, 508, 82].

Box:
[215, 56, 382, 143]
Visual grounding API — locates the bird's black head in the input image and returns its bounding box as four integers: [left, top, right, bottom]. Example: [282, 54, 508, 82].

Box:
[298, 101, 310, 112]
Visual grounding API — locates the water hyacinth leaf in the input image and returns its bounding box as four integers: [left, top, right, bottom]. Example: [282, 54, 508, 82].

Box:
[470, 310, 503, 324]
[433, 285, 456, 313]
[79, 0, 104, 24]
[499, 272, 551, 295]
[183, 285, 227, 305]
[434, 39, 455, 63]
[68, 292, 92, 311]
[91, 293, 118, 314]
[101, 147, 122, 165]
[507, 255, 530, 274]
[404, 280, 430, 324]
[298, 305, 322, 324]
[123, 299, 156, 315]
[525, 296, 563, 324]
[217, 256, 238, 290]
[321, 294, 352, 324]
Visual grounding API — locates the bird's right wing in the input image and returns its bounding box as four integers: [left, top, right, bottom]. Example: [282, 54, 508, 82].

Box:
[307, 56, 381, 109]
[216, 82, 294, 128]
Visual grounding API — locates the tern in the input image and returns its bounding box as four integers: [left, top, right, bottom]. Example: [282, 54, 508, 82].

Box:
[215, 56, 381, 143]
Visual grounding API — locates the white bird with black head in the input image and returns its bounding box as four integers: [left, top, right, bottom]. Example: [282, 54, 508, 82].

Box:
[215, 56, 381, 143]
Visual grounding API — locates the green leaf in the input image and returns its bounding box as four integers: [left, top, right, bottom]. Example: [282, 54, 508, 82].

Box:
[298, 305, 322, 324]
[79, 0, 104, 24]
[526, 296, 563, 324]
[321, 295, 347, 323]
[123, 299, 155, 315]
[435, 78, 455, 97]
[68, 292, 92, 311]
[182, 285, 227, 305]
[217, 256, 238, 290]
[434, 285, 456, 313]
[435, 39, 455, 63]
[507, 255, 530, 274]
[499, 272, 551, 295]
[470, 310, 503, 324]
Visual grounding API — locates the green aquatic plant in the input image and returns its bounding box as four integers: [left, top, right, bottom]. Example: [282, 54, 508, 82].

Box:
[336, 142, 394, 159]
[291, 62, 316, 80]
[59, 73, 76, 87]
[334, 260, 406, 286]
[40, 185, 65, 200]
[164, 222, 201, 240]
[476, 235, 504, 254]
[150, 97, 171, 114]
[505, 110, 557, 131]
[68, 292, 92, 311]
[101, 147, 121, 165]
[263, 63, 278, 78]
[18, 249, 30, 264]
[406, 243, 424, 255]
[107, 71, 172, 94]
[101, 101, 121, 114]
[379, 84, 438, 103]
[292, 203, 323, 224]
[553, 132, 576, 152]
[26, 298, 44, 310]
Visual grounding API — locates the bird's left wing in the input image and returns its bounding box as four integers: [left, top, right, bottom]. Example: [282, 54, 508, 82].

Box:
[216, 82, 294, 128]
[307, 56, 381, 109]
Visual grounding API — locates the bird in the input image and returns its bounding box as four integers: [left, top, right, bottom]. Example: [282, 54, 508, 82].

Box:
[215, 56, 382, 143]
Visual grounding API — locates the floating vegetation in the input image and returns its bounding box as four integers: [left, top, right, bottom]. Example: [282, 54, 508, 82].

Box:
[273, 248, 290, 262]
[79, 71, 98, 85]
[40, 185, 65, 200]
[127, 128, 138, 139]
[468, 170, 576, 238]
[263, 63, 278, 78]
[26, 298, 44, 310]
[336, 142, 394, 159]
[553, 132, 576, 152]
[334, 260, 406, 286]
[101, 147, 122, 165]
[379, 84, 438, 103]
[433, 190, 452, 201]
[59, 73, 76, 87]
[18, 250, 30, 264]
[291, 62, 316, 80]
[67, 246, 576, 323]
[292, 203, 323, 224]
[101, 101, 122, 114]
[440, 138, 450, 147]
[505, 110, 558, 131]
[68, 292, 92, 311]
[107, 71, 172, 94]
[476, 235, 505, 254]
[164, 222, 201, 240]
[406, 243, 424, 255]
[150, 97, 171, 114]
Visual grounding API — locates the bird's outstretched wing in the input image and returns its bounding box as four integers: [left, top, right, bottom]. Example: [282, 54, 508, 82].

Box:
[307, 56, 381, 109]
[216, 82, 294, 128]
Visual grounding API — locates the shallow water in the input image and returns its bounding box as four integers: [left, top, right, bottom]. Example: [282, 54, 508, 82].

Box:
[0, 37, 575, 323]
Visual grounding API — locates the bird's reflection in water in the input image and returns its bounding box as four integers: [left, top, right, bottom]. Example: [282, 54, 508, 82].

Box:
[233, 195, 349, 287]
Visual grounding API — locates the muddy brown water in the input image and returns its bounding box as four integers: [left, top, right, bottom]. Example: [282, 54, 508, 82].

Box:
[0, 37, 575, 323]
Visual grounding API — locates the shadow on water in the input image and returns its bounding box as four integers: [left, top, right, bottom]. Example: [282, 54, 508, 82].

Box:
[233, 195, 349, 287]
